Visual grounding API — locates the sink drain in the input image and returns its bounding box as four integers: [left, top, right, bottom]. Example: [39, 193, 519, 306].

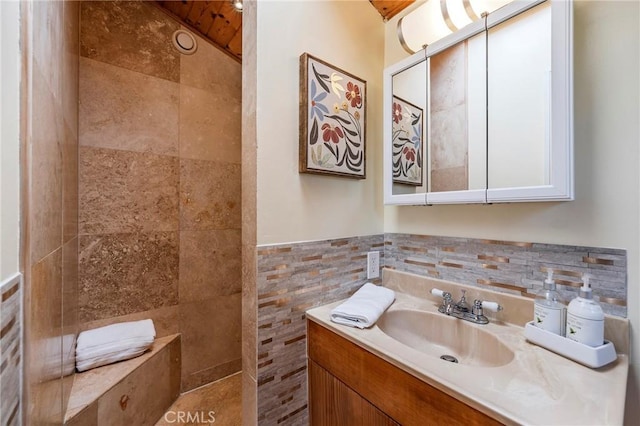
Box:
[440, 354, 459, 363]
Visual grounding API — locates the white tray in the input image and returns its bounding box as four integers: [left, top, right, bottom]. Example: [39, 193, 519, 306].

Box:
[524, 321, 617, 368]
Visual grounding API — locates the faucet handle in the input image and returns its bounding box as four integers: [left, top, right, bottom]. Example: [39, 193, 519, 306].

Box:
[472, 299, 503, 314]
[431, 288, 452, 302]
[431, 288, 447, 298]
[481, 301, 503, 312]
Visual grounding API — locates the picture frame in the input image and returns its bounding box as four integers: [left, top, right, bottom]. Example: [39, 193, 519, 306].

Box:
[392, 95, 423, 186]
[299, 53, 367, 179]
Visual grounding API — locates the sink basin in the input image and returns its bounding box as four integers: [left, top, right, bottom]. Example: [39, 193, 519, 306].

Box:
[376, 309, 514, 367]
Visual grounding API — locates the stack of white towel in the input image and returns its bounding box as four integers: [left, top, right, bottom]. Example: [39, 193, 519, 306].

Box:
[75, 319, 156, 372]
[331, 283, 395, 329]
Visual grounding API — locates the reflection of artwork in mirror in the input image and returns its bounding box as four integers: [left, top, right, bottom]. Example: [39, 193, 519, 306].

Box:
[299, 53, 366, 179]
[392, 96, 423, 186]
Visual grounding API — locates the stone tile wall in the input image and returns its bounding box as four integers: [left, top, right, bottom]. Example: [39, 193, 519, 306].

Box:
[256, 235, 384, 424]
[24, 1, 80, 423]
[1, 275, 22, 426]
[78, 1, 242, 391]
[385, 233, 627, 317]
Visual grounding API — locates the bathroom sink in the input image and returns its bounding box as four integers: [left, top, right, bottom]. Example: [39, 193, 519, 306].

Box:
[376, 309, 514, 367]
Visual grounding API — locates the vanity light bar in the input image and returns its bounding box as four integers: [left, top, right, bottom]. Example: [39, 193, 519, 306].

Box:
[398, 0, 515, 53]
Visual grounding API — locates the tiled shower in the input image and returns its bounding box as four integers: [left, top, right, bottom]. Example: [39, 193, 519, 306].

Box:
[19, 1, 243, 423]
[77, 1, 242, 392]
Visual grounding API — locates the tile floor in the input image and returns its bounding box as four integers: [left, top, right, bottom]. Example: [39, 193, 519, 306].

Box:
[155, 372, 241, 426]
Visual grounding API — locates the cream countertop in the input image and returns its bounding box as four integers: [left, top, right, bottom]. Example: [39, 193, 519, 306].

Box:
[306, 270, 629, 425]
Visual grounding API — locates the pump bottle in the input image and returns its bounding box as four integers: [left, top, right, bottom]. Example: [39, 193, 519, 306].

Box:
[566, 274, 604, 347]
[533, 269, 566, 335]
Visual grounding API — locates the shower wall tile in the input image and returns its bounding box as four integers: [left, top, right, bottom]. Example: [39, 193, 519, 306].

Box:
[1, 275, 22, 426]
[32, 0, 64, 102]
[79, 57, 180, 157]
[63, 0, 80, 138]
[430, 42, 466, 111]
[78, 0, 243, 397]
[179, 85, 241, 164]
[80, 1, 180, 82]
[78, 232, 179, 322]
[24, 1, 79, 424]
[431, 165, 468, 193]
[180, 29, 242, 99]
[256, 235, 385, 424]
[79, 146, 179, 234]
[28, 249, 64, 424]
[179, 293, 242, 391]
[430, 42, 469, 192]
[430, 105, 468, 170]
[30, 63, 64, 264]
[385, 233, 628, 317]
[179, 230, 242, 303]
[63, 122, 79, 243]
[62, 237, 79, 409]
[242, 4, 258, 422]
[179, 159, 241, 230]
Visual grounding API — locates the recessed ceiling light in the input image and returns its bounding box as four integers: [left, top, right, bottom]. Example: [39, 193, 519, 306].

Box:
[231, 0, 243, 13]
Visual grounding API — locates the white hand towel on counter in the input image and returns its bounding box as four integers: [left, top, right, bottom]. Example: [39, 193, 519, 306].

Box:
[75, 319, 156, 372]
[330, 283, 395, 329]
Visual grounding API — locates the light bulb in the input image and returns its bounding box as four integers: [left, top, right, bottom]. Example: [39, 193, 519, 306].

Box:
[231, 0, 243, 12]
[398, 0, 452, 53]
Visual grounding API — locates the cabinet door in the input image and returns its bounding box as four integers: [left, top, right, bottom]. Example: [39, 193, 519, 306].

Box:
[486, 0, 573, 202]
[309, 360, 399, 426]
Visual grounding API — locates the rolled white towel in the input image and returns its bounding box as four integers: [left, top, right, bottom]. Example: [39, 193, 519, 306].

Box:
[330, 283, 395, 329]
[76, 319, 156, 372]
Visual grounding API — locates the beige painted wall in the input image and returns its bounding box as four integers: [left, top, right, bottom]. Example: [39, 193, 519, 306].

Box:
[256, 0, 385, 245]
[0, 1, 21, 281]
[385, 0, 640, 420]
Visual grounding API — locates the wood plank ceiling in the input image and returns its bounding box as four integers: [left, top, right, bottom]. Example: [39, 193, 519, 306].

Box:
[155, 0, 415, 62]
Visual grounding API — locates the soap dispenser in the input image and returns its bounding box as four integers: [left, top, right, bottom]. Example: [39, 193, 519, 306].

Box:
[533, 269, 566, 335]
[566, 274, 604, 347]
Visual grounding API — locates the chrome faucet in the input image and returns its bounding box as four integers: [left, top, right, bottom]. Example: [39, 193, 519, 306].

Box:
[431, 288, 503, 325]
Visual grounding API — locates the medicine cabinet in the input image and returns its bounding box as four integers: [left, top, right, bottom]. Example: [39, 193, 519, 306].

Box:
[383, 0, 573, 205]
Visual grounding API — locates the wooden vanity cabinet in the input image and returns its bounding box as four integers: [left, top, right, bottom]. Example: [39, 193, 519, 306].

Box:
[307, 320, 503, 426]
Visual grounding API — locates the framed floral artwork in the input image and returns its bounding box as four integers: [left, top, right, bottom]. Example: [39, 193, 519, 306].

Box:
[299, 53, 366, 179]
[392, 95, 423, 186]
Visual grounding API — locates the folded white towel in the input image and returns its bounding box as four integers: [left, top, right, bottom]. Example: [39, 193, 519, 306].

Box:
[331, 283, 395, 329]
[76, 319, 156, 372]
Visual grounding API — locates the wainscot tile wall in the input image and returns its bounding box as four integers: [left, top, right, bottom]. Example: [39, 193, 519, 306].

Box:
[0, 275, 22, 426]
[256, 235, 385, 424]
[255, 232, 627, 424]
[385, 233, 627, 317]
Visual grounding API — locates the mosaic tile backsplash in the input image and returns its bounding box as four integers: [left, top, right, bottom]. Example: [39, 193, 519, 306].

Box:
[257, 235, 384, 424]
[1, 275, 22, 426]
[385, 233, 627, 317]
[256, 232, 627, 424]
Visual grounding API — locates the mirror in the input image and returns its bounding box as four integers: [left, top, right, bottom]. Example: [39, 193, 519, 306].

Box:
[391, 59, 427, 199]
[427, 32, 486, 200]
[384, 0, 573, 205]
[384, 52, 428, 205]
[485, 0, 573, 202]
[487, 1, 551, 189]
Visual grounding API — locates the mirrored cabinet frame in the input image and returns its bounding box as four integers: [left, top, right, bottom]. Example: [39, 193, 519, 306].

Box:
[383, 50, 429, 205]
[383, 0, 574, 206]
